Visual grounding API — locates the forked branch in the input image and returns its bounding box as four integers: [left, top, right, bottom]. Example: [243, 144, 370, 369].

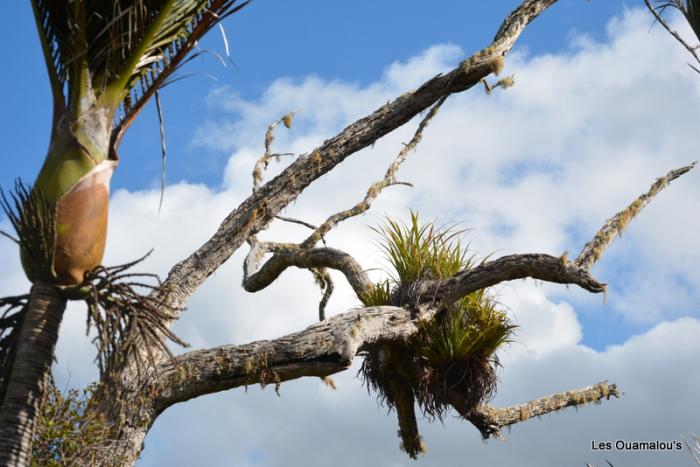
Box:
[147, 162, 694, 443]
[95, 2, 700, 461]
[242, 96, 447, 317]
[301, 96, 447, 248]
[157, 0, 562, 319]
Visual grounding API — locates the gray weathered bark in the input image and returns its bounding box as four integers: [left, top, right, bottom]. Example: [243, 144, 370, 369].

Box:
[83, 1, 698, 464]
[96, 5, 563, 459]
[574, 162, 697, 270]
[243, 245, 374, 300]
[147, 0, 561, 316]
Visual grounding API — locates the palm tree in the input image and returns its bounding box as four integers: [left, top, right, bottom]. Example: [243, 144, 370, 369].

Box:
[0, 1, 249, 464]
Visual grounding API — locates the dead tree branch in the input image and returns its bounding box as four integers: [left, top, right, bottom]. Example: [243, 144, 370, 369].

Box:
[301, 96, 447, 248]
[574, 162, 696, 270]
[152, 306, 416, 409]
[156, 0, 561, 319]
[419, 253, 606, 306]
[243, 244, 374, 303]
[460, 381, 621, 439]
[241, 95, 447, 318]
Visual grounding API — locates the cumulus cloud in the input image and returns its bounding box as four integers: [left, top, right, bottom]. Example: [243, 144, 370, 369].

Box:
[1, 6, 697, 467]
[138, 318, 700, 467]
[137, 9, 700, 466]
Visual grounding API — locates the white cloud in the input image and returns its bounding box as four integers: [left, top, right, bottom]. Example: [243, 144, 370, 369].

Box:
[140, 317, 700, 467]
[138, 9, 700, 465]
[0, 6, 697, 467]
[497, 283, 583, 361]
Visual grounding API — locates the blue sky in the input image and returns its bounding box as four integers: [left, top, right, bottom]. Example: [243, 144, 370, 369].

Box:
[2, 2, 700, 466]
[2, 1, 626, 193]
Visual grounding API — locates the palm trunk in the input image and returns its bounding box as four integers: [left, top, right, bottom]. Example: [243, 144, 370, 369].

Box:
[0, 283, 66, 466]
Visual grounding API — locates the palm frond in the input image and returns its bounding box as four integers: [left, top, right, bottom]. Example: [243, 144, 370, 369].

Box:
[30, 0, 69, 112]
[102, 0, 251, 147]
[30, 0, 250, 149]
[0, 180, 56, 283]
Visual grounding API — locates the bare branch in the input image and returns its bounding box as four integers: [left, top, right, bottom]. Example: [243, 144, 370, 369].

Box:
[159, 0, 561, 316]
[301, 96, 448, 248]
[274, 215, 318, 231]
[458, 381, 621, 439]
[418, 253, 606, 307]
[574, 162, 696, 270]
[152, 305, 420, 410]
[243, 244, 373, 302]
[252, 110, 300, 192]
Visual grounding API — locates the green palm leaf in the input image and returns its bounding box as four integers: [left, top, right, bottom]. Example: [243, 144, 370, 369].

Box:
[31, 0, 250, 151]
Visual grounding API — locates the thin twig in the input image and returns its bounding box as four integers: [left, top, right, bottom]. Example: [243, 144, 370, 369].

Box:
[302, 96, 448, 248]
[252, 110, 301, 192]
[274, 215, 319, 231]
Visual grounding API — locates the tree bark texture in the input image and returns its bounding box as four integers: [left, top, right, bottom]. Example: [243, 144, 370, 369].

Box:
[83, 1, 698, 464]
[0, 283, 66, 467]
